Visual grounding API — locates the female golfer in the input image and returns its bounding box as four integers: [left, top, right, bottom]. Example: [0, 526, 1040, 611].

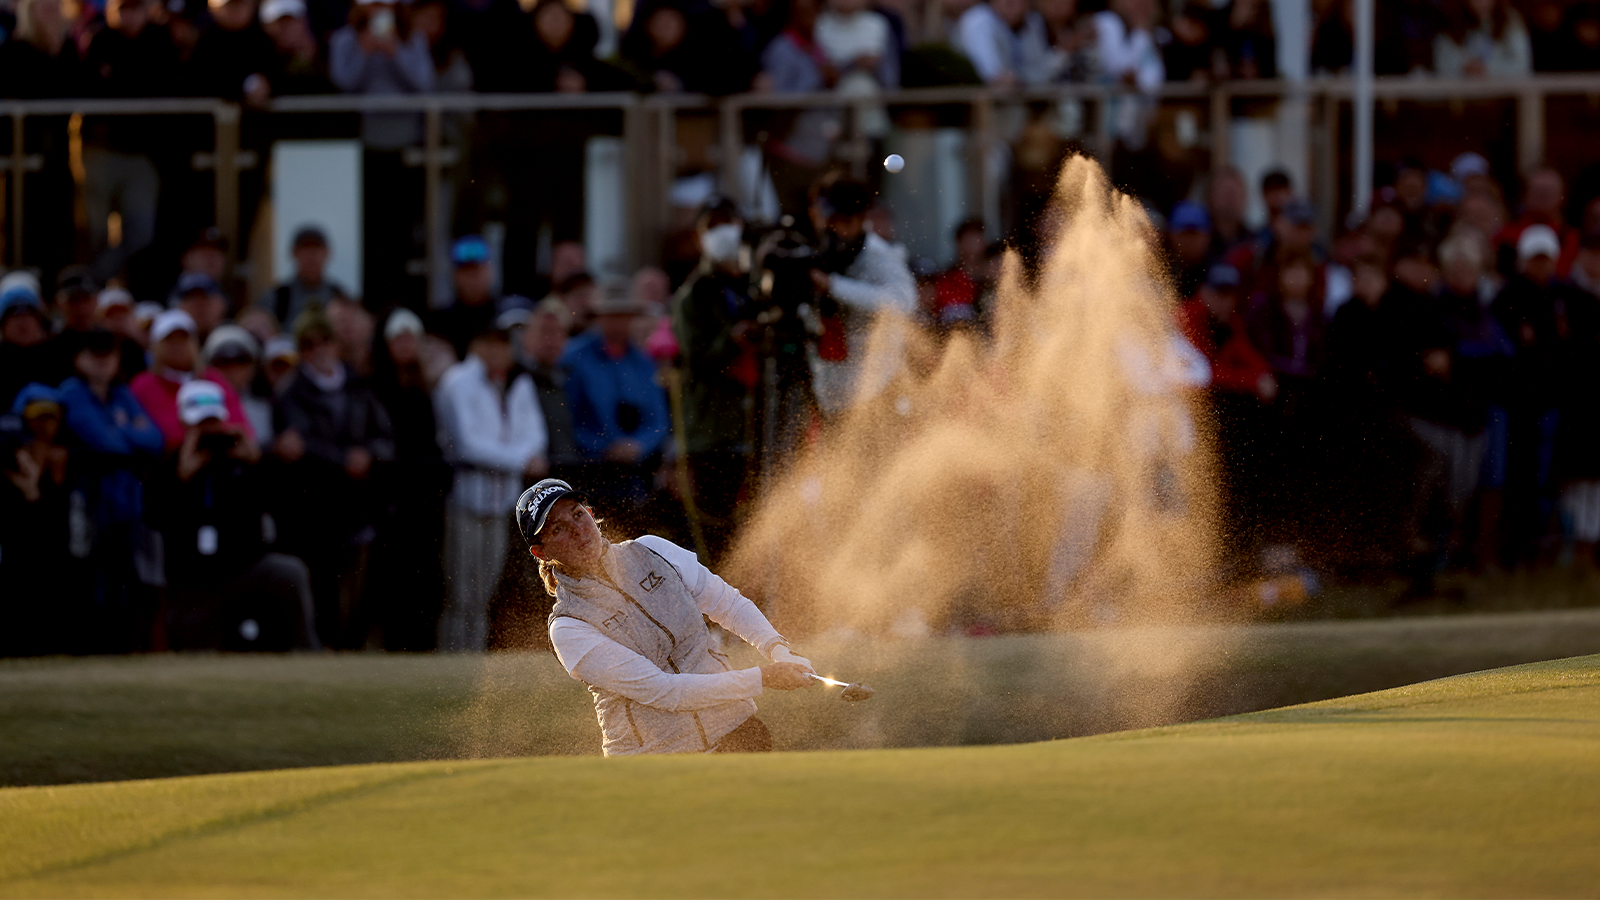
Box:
[516, 478, 817, 755]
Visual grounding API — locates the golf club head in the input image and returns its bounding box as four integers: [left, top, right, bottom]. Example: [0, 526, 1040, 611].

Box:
[840, 683, 874, 702]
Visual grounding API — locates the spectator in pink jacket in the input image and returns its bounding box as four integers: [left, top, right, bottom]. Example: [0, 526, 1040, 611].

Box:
[128, 309, 258, 452]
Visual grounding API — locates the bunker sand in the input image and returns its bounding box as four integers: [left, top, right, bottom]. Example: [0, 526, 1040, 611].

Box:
[2, 654, 1597, 898]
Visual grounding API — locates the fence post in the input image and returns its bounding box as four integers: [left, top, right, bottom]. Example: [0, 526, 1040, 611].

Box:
[1517, 87, 1546, 173]
[1315, 89, 1339, 235]
[1209, 84, 1230, 174]
[424, 104, 443, 310]
[10, 112, 23, 268]
[968, 92, 994, 235]
[213, 103, 241, 283]
[719, 98, 743, 212]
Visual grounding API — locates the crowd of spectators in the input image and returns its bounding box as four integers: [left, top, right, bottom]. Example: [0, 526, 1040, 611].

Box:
[0, 171, 924, 655]
[1162, 156, 1600, 595]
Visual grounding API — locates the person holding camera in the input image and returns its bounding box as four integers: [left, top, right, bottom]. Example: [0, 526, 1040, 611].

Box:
[152, 380, 320, 651]
[806, 179, 917, 417]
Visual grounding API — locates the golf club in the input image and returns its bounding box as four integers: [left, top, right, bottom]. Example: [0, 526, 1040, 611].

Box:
[808, 672, 875, 701]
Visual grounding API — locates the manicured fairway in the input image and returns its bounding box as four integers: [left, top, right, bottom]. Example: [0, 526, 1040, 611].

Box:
[2, 654, 1596, 898]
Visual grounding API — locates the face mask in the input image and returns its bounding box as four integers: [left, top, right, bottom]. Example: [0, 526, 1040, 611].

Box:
[701, 223, 743, 265]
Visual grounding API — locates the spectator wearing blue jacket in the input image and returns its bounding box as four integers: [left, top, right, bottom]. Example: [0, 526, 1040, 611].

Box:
[560, 282, 669, 526]
[54, 329, 165, 652]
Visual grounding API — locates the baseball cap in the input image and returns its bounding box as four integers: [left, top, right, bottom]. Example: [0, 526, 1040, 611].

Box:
[589, 279, 643, 316]
[12, 383, 61, 420]
[177, 379, 228, 426]
[1205, 263, 1241, 289]
[383, 308, 424, 342]
[1450, 152, 1490, 183]
[134, 301, 165, 329]
[151, 309, 197, 343]
[175, 271, 222, 297]
[515, 478, 588, 545]
[817, 180, 874, 219]
[1282, 198, 1316, 226]
[1169, 201, 1211, 233]
[203, 324, 260, 365]
[56, 266, 97, 297]
[1517, 224, 1562, 262]
[0, 272, 44, 320]
[452, 235, 491, 266]
[97, 287, 135, 313]
[497, 308, 532, 330]
[264, 335, 298, 365]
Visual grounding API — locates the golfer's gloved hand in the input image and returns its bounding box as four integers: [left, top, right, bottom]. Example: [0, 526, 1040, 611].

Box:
[760, 662, 817, 691]
[769, 644, 814, 674]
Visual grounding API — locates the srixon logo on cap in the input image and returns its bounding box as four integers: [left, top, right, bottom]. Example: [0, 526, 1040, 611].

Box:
[528, 485, 566, 512]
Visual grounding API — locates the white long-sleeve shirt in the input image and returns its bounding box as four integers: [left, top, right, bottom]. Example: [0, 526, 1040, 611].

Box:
[550, 536, 792, 713]
[434, 354, 547, 515]
[956, 3, 1054, 86]
[812, 229, 918, 415]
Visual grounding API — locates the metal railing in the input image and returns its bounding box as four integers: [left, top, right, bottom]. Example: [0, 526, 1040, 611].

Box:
[5, 73, 1600, 303]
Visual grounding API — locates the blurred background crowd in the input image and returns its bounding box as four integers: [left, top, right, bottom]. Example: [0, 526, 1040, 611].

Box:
[2, 0, 1600, 655]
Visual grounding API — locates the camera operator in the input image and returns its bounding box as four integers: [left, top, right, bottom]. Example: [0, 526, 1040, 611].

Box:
[152, 380, 320, 651]
[671, 198, 762, 563]
[805, 179, 916, 417]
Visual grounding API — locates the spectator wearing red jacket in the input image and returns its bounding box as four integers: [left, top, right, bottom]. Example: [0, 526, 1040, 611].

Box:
[1176, 263, 1275, 549]
[1494, 166, 1580, 278]
[1176, 263, 1275, 402]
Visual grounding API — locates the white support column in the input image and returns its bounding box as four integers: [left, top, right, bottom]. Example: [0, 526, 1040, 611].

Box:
[1352, 0, 1375, 220]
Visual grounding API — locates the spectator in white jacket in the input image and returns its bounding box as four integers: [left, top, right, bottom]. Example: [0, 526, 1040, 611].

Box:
[956, 0, 1054, 87]
[1093, 0, 1164, 150]
[807, 179, 918, 417]
[433, 325, 548, 651]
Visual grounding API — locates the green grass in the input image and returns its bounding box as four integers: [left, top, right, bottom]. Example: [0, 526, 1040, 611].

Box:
[5, 608, 1600, 786]
[1, 654, 1597, 898]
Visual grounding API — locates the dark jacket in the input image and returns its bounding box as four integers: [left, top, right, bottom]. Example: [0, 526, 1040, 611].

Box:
[82, 24, 182, 153]
[671, 266, 758, 455]
[187, 22, 279, 100]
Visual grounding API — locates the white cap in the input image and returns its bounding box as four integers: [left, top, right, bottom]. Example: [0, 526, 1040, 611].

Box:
[264, 335, 298, 363]
[203, 324, 260, 364]
[0, 270, 42, 306]
[496, 308, 532, 330]
[259, 0, 305, 20]
[1517, 224, 1562, 262]
[97, 287, 135, 312]
[177, 379, 228, 426]
[383, 307, 424, 342]
[134, 301, 165, 327]
[1451, 152, 1490, 183]
[151, 308, 198, 343]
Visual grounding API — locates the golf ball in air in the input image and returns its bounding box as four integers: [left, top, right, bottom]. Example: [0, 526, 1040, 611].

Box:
[884, 154, 905, 173]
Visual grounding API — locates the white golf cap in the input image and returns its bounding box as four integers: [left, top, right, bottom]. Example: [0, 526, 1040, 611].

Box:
[134, 301, 165, 327]
[260, 0, 306, 19]
[96, 287, 135, 312]
[203, 324, 260, 364]
[1517, 224, 1562, 262]
[264, 335, 298, 363]
[151, 308, 198, 343]
[383, 307, 424, 342]
[177, 379, 229, 426]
